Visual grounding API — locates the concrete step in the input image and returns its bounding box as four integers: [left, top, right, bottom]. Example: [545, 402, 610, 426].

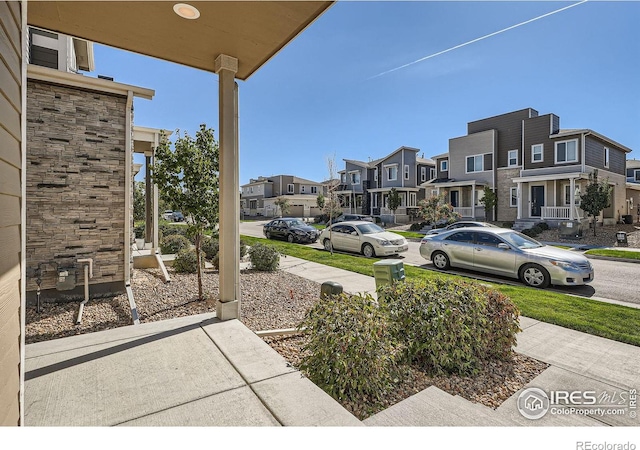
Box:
[363, 386, 517, 426]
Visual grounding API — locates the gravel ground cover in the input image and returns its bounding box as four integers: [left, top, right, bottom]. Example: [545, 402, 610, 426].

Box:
[535, 224, 640, 248]
[26, 266, 547, 420]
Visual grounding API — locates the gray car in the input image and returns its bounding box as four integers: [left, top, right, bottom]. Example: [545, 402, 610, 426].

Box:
[425, 221, 498, 236]
[419, 227, 594, 288]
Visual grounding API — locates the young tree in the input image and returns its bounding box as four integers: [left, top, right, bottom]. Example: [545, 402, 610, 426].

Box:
[274, 196, 290, 217]
[324, 154, 343, 255]
[418, 193, 461, 227]
[152, 124, 219, 300]
[316, 193, 325, 210]
[579, 169, 613, 236]
[479, 186, 497, 222]
[133, 181, 146, 222]
[388, 188, 402, 224]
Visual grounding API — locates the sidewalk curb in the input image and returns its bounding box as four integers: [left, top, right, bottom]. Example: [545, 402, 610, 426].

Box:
[585, 254, 640, 264]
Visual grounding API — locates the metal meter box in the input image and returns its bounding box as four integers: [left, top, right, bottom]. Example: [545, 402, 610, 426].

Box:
[56, 268, 76, 291]
[320, 281, 343, 299]
[558, 220, 584, 239]
[372, 259, 405, 289]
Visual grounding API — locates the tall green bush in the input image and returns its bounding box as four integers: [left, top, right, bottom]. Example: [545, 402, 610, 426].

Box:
[298, 293, 402, 403]
[160, 234, 191, 254]
[173, 249, 200, 274]
[248, 243, 280, 271]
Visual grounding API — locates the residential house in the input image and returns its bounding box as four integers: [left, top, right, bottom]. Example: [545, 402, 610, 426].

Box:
[426, 108, 631, 228]
[335, 146, 436, 223]
[25, 28, 155, 303]
[241, 175, 324, 217]
[626, 159, 640, 223]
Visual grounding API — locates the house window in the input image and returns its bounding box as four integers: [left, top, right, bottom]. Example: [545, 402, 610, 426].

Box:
[340, 173, 346, 183]
[564, 185, 571, 205]
[466, 155, 484, 173]
[404, 165, 410, 180]
[430, 168, 436, 179]
[373, 168, 378, 182]
[311, 186, 318, 194]
[301, 185, 306, 193]
[349, 171, 361, 185]
[385, 165, 398, 181]
[604, 147, 610, 168]
[421, 166, 426, 182]
[532, 144, 544, 163]
[510, 187, 517, 207]
[372, 194, 378, 208]
[287, 184, 294, 194]
[508, 150, 518, 167]
[409, 192, 417, 207]
[249, 186, 253, 194]
[249, 200, 257, 209]
[555, 139, 578, 164]
[440, 160, 448, 172]
[635, 170, 640, 182]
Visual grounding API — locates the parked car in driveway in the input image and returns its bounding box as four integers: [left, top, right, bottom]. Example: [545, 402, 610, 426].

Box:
[263, 218, 320, 243]
[172, 211, 185, 222]
[425, 221, 499, 236]
[319, 221, 408, 257]
[419, 227, 593, 288]
[329, 214, 374, 225]
[162, 210, 174, 221]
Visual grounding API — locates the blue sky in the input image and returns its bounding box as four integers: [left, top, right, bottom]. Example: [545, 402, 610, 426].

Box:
[89, 1, 640, 185]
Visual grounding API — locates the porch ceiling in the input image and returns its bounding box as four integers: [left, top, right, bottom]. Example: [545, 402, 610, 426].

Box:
[512, 172, 587, 183]
[27, 1, 334, 80]
[422, 180, 486, 188]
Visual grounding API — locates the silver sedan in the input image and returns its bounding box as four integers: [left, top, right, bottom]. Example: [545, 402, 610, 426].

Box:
[419, 227, 594, 288]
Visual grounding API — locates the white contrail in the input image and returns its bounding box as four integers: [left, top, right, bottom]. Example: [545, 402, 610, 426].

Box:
[368, 0, 589, 80]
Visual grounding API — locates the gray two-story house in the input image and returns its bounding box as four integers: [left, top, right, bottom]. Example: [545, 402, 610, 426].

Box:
[627, 159, 640, 223]
[336, 146, 436, 223]
[241, 174, 323, 217]
[427, 108, 631, 227]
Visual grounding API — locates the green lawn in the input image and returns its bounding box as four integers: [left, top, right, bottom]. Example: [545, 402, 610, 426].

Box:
[242, 235, 640, 347]
[392, 230, 426, 240]
[585, 249, 640, 261]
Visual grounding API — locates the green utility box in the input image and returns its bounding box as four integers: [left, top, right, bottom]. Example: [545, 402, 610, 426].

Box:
[372, 259, 405, 289]
[321, 281, 343, 299]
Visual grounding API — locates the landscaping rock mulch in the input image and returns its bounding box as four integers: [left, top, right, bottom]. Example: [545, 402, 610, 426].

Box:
[536, 224, 640, 248]
[26, 266, 548, 421]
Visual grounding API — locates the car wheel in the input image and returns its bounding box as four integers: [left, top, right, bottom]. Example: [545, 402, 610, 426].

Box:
[323, 239, 333, 252]
[362, 243, 375, 258]
[431, 251, 450, 270]
[265, 231, 271, 239]
[520, 264, 550, 289]
[287, 234, 295, 243]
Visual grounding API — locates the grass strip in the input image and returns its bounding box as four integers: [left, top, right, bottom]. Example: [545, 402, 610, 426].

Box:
[242, 235, 640, 347]
[584, 249, 640, 260]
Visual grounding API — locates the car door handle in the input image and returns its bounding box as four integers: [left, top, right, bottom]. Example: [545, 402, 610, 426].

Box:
[475, 247, 482, 251]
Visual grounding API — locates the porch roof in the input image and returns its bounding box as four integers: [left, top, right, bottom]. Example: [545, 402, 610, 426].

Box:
[27, 1, 334, 80]
[512, 172, 588, 183]
[421, 179, 486, 188]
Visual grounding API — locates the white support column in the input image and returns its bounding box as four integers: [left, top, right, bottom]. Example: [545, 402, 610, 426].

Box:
[471, 181, 476, 219]
[516, 182, 522, 220]
[215, 54, 240, 321]
[152, 133, 159, 252]
[569, 177, 575, 221]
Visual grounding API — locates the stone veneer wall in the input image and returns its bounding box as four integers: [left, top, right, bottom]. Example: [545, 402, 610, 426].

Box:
[26, 80, 127, 294]
[496, 167, 520, 223]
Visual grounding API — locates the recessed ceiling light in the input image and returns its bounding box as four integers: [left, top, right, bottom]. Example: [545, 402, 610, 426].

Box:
[173, 3, 200, 20]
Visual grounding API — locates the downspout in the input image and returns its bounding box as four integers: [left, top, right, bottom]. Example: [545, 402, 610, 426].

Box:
[124, 90, 140, 324]
[75, 259, 93, 324]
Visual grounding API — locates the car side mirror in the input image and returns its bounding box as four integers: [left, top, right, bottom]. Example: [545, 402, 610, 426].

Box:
[498, 243, 510, 250]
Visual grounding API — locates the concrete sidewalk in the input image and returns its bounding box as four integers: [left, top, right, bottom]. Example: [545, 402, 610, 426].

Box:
[279, 255, 640, 427]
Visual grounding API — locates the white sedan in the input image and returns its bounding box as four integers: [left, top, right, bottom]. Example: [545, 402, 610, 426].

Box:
[319, 221, 408, 257]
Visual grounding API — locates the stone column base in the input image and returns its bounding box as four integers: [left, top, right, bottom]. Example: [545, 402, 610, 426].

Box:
[216, 300, 239, 321]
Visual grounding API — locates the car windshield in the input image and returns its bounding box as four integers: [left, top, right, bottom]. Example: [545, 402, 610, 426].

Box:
[500, 231, 543, 249]
[355, 223, 384, 234]
[285, 219, 305, 227]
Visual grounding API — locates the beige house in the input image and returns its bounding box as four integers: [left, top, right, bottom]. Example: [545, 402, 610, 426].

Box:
[0, 0, 333, 426]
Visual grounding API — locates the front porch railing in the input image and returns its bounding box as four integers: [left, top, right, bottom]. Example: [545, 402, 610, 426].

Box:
[541, 207, 570, 219]
[453, 207, 473, 218]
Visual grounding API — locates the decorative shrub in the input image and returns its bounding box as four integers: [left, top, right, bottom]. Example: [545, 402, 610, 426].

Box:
[537, 222, 550, 231]
[201, 237, 219, 260]
[298, 293, 402, 403]
[240, 239, 248, 258]
[172, 249, 200, 274]
[211, 253, 220, 270]
[531, 225, 543, 235]
[314, 213, 329, 224]
[134, 223, 145, 239]
[248, 243, 280, 272]
[409, 221, 430, 231]
[502, 221, 514, 229]
[160, 234, 190, 254]
[481, 288, 521, 360]
[378, 278, 520, 374]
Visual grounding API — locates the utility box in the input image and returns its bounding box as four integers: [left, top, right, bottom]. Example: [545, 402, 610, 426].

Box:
[373, 259, 405, 289]
[558, 220, 585, 239]
[616, 231, 628, 246]
[56, 268, 76, 291]
[320, 281, 343, 299]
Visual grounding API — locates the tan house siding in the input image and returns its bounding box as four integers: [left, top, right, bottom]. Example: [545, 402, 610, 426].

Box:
[0, 0, 22, 426]
[496, 168, 520, 222]
[26, 80, 127, 295]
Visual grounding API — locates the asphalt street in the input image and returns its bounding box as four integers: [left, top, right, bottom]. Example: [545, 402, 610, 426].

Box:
[239, 220, 640, 307]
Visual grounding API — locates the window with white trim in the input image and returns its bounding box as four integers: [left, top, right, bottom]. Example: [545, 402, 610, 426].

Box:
[409, 192, 417, 207]
[474, 189, 484, 206]
[372, 194, 378, 208]
[466, 155, 484, 173]
[508, 150, 518, 167]
[532, 144, 543, 163]
[510, 187, 517, 207]
[287, 184, 294, 193]
[420, 166, 426, 182]
[564, 185, 571, 206]
[340, 173, 346, 183]
[430, 168, 436, 179]
[440, 160, 448, 172]
[349, 171, 361, 185]
[311, 186, 318, 194]
[604, 147, 610, 168]
[385, 164, 398, 181]
[373, 168, 378, 182]
[555, 139, 578, 164]
[404, 165, 410, 180]
[635, 169, 640, 182]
